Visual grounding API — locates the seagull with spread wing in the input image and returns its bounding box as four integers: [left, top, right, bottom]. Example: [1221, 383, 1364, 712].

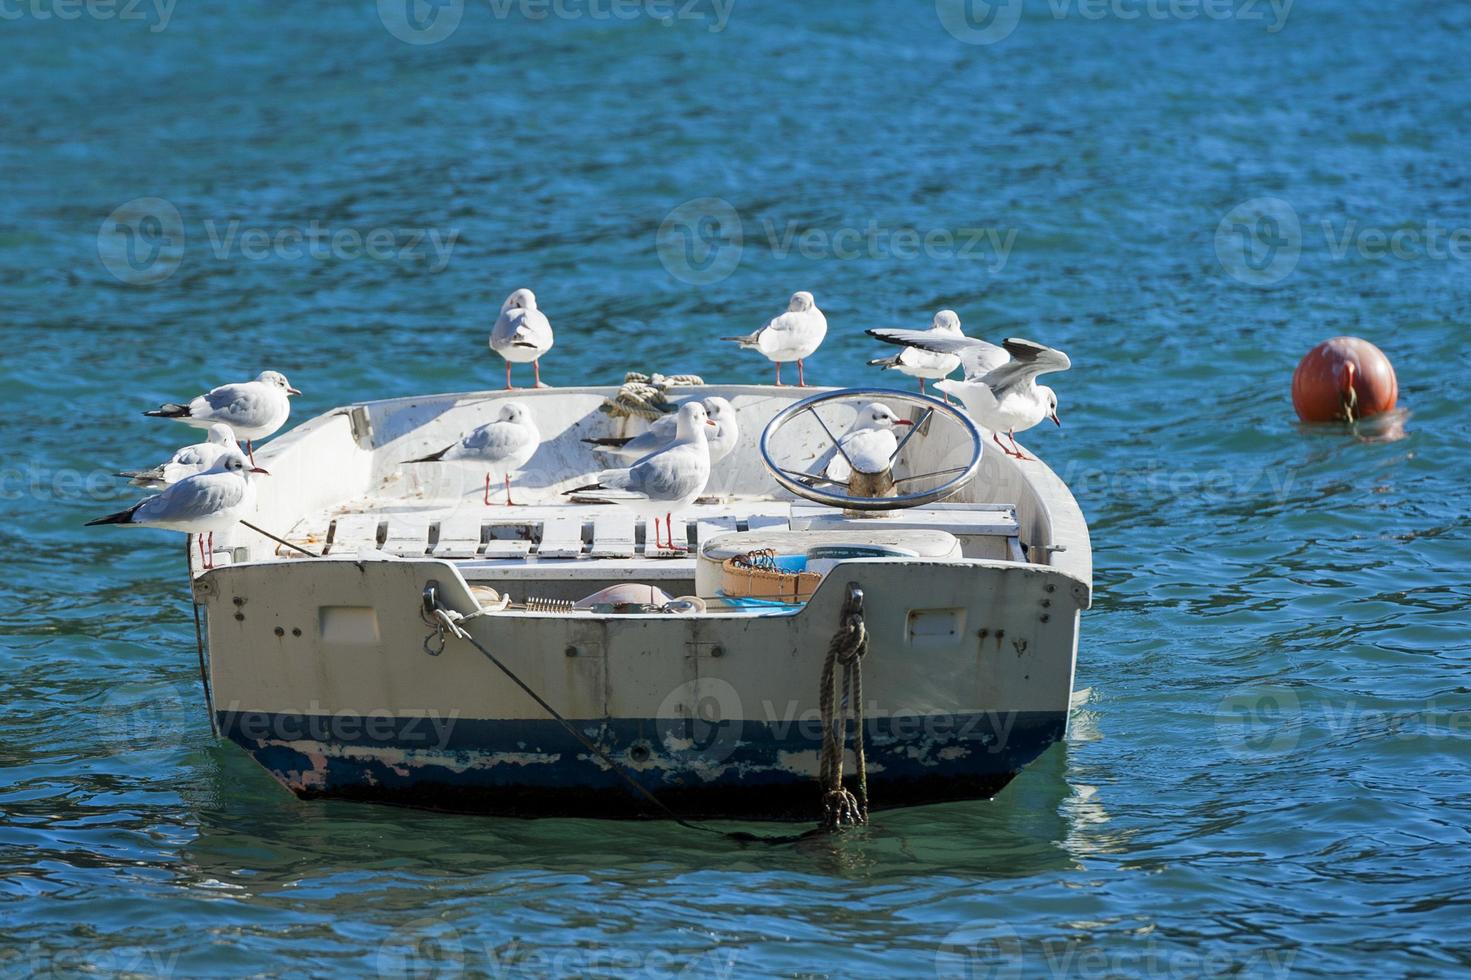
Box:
[866, 329, 1070, 460]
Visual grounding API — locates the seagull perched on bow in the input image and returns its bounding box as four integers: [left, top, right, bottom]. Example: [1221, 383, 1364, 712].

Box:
[582, 397, 738, 464]
[143, 371, 299, 464]
[405, 401, 540, 506]
[86, 451, 269, 570]
[722, 291, 827, 387]
[866, 330, 1070, 460]
[490, 288, 555, 390]
[116, 423, 241, 488]
[867, 310, 965, 397]
[566, 402, 716, 553]
[824, 403, 914, 485]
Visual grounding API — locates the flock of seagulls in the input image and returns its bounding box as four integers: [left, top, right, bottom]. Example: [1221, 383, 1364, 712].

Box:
[90, 287, 1072, 562]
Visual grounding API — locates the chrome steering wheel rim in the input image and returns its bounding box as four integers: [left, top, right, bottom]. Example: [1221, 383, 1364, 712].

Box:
[759, 387, 984, 510]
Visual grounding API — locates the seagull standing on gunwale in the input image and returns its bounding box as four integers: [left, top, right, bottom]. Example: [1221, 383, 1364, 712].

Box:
[867, 310, 965, 397]
[116, 423, 241, 488]
[866, 330, 1070, 460]
[490, 288, 555, 390]
[143, 370, 299, 464]
[405, 401, 540, 506]
[722, 291, 827, 387]
[581, 396, 739, 464]
[86, 451, 269, 570]
[566, 402, 717, 553]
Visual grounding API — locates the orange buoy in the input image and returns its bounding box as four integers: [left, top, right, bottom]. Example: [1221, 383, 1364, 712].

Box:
[1292, 337, 1398, 423]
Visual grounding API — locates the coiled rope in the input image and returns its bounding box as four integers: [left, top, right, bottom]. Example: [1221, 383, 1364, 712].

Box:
[819, 584, 869, 830]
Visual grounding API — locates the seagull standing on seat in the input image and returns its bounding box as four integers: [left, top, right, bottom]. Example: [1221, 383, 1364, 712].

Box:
[823, 403, 914, 485]
[566, 402, 716, 553]
[867, 330, 1070, 460]
[405, 401, 540, 506]
[722, 291, 827, 387]
[582, 396, 739, 464]
[86, 451, 269, 570]
[490, 288, 555, 390]
[867, 310, 965, 397]
[116, 423, 241, 488]
[143, 371, 299, 464]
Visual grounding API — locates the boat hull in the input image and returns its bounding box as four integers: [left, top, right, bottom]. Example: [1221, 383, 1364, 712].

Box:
[200, 556, 1084, 820]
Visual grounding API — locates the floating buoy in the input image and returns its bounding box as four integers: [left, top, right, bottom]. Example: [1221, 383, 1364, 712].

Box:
[1292, 337, 1398, 424]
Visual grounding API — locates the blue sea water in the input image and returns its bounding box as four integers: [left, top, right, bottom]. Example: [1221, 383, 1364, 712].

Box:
[2, 0, 1470, 975]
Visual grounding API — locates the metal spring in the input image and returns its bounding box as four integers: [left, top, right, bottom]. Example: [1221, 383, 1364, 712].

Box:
[524, 596, 576, 613]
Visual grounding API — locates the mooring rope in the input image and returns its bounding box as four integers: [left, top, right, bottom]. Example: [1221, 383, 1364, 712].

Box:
[818, 584, 869, 830]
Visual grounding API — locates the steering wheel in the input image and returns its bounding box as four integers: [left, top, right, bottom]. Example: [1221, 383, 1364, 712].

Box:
[759, 388, 984, 511]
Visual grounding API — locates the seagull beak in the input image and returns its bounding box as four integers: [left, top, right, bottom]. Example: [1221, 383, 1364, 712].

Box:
[894, 419, 914, 427]
[706, 420, 718, 427]
[286, 387, 302, 396]
[1050, 412, 1061, 427]
[250, 467, 271, 475]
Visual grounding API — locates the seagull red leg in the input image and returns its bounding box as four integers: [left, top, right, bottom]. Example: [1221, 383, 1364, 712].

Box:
[1008, 431, 1034, 461]
[797, 359, 806, 387]
[919, 379, 927, 395]
[484, 473, 493, 507]
[533, 359, 544, 388]
[504, 475, 515, 507]
[245, 440, 255, 465]
[504, 361, 514, 391]
[774, 362, 782, 387]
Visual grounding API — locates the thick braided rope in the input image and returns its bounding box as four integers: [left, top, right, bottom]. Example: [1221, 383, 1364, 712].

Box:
[819, 594, 870, 830]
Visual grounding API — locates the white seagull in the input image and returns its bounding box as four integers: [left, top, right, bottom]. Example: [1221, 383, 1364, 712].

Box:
[405, 401, 540, 506]
[581, 396, 738, 464]
[567, 402, 716, 553]
[144, 370, 299, 463]
[116, 423, 242, 488]
[867, 310, 965, 397]
[824, 403, 914, 485]
[87, 451, 269, 569]
[489, 288, 555, 390]
[722, 291, 827, 387]
[867, 329, 1070, 460]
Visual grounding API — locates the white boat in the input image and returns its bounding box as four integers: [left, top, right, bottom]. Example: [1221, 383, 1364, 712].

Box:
[186, 384, 1092, 820]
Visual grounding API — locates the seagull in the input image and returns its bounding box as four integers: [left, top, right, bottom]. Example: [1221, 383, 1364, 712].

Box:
[722, 291, 827, 387]
[581, 396, 738, 464]
[868, 329, 1069, 460]
[116, 423, 241, 488]
[867, 310, 965, 397]
[824, 403, 914, 485]
[566, 402, 716, 553]
[405, 401, 540, 506]
[86, 451, 269, 570]
[143, 370, 299, 464]
[490, 288, 555, 390]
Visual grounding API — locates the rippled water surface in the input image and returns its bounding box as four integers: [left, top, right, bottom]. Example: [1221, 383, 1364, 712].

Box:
[3, 0, 1470, 975]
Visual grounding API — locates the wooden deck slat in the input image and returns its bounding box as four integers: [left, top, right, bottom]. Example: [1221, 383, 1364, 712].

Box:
[432, 513, 484, 558]
[537, 517, 584, 559]
[590, 511, 636, 558]
[382, 514, 434, 557]
[329, 514, 383, 554]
